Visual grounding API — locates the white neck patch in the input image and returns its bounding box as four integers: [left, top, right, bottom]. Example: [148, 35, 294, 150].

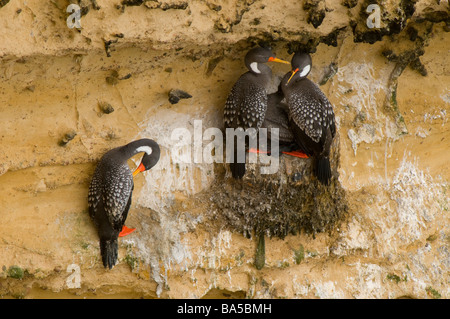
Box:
[250, 62, 261, 74]
[136, 146, 152, 155]
[300, 64, 311, 77]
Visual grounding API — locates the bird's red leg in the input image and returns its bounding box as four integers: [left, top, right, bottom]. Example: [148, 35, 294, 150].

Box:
[248, 148, 270, 154]
[282, 150, 309, 158]
[119, 225, 136, 237]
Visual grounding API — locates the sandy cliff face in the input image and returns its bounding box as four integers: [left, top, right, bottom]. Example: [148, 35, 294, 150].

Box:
[0, 0, 448, 298]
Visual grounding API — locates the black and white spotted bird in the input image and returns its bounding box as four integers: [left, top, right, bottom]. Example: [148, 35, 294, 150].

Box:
[223, 47, 290, 179]
[281, 52, 336, 185]
[88, 139, 160, 269]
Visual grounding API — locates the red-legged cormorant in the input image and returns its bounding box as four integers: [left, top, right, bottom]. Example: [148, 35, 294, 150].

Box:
[223, 47, 290, 179]
[88, 139, 160, 269]
[282, 52, 336, 185]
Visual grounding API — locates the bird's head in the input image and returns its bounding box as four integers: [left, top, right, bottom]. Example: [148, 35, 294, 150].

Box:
[286, 52, 312, 84]
[132, 140, 161, 176]
[244, 47, 290, 74]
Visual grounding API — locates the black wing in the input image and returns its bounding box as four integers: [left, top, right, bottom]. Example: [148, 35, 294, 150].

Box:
[287, 79, 335, 144]
[224, 76, 268, 130]
[102, 169, 134, 231]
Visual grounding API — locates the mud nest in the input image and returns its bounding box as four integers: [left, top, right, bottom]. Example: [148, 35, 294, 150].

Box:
[207, 141, 348, 239]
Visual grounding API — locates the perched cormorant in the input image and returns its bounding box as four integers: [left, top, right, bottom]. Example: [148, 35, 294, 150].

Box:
[282, 52, 336, 185]
[88, 139, 160, 269]
[223, 47, 290, 179]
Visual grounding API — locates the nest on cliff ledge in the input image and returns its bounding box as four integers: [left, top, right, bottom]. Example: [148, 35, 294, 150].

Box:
[207, 139, 348, 239]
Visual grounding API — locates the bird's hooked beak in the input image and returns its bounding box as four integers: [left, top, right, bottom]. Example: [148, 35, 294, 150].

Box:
[132, 162, 146, 177]
[268, 56, 290, 64]
[287, 68, 299, 84]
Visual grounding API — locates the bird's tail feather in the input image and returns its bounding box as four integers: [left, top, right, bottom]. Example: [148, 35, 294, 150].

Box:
[100, 238, 118, 269]
[230, 139, 246, 179]
[230, 162, 246, 179]
[316, 156, 331, 186]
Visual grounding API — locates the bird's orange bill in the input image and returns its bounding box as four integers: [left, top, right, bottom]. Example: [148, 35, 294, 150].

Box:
[248, 148, 270, 154]
[119, 225, 136, 237]
[268, 57, 290, 64]
[132, 162, 145, 177]
[287, 68, 299, 84]
[282, 150, 309, 158]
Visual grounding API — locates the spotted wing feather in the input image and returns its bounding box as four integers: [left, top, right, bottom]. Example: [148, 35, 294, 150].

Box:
[102, 165, 134, 229]
[224, 76, 268, 130]
[88, 162, 134, 231]
[287, 79, 335, 143]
